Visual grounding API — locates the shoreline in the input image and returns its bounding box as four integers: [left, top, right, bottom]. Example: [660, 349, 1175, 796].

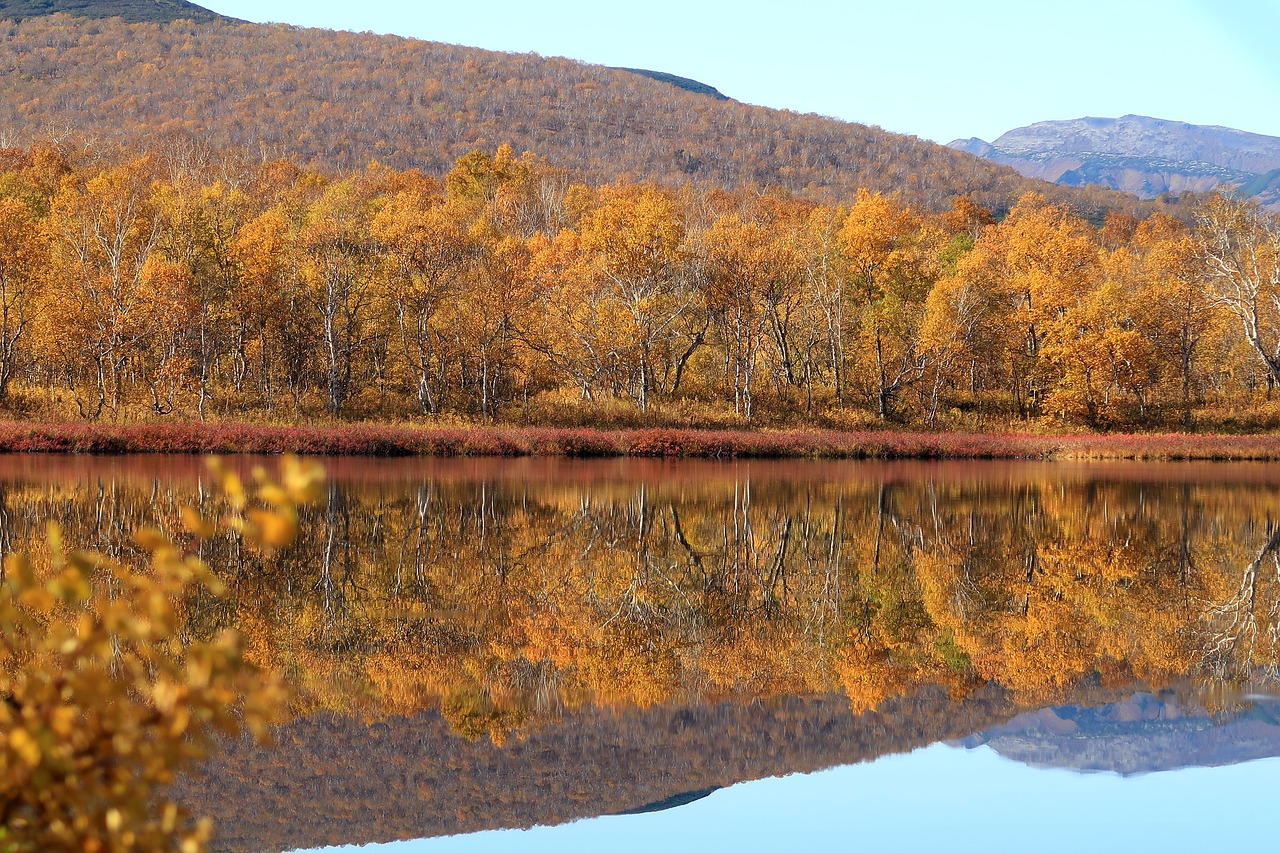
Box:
[1, 422, 1280, 461]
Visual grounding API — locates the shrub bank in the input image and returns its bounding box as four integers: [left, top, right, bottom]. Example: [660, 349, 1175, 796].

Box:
[2, 423, 1280, 461]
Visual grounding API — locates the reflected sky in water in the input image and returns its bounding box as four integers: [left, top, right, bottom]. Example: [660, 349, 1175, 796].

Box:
[305, 743, 1280, 853]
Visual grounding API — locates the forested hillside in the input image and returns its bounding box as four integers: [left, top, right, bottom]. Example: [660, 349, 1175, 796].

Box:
[0, 0, 223, 23]
[0, 13, 1146, 217]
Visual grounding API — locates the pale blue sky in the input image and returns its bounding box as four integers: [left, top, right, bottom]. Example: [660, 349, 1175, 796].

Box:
[201, 0, 1280, 144]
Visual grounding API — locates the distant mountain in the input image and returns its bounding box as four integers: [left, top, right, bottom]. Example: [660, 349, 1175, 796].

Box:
[950, 115, 1280, 208]
[0, 13, 1150, 219]
[955, 692, 1280, 775]
[616, 68, 730, 100]
[0, 0, 224, 23]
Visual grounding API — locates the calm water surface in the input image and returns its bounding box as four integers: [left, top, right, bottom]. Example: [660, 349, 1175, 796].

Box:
[3, 455, 1279, 852]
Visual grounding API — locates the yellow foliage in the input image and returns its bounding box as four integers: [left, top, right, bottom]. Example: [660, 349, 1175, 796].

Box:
[0, 457, 321, 851]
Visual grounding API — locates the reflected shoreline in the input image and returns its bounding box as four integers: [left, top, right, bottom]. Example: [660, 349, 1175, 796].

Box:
[6, 452, 1280, 487]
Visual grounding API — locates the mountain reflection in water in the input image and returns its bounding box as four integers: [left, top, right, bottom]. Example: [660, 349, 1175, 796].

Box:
[2, 455, 1280, 851]
[957, 691, 1280, 775]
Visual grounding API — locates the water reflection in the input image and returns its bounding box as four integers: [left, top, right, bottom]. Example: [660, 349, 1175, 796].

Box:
[335, 742, 1280, 853]
[957, 691, 1280, 774]
[2, 455, 1280, 850]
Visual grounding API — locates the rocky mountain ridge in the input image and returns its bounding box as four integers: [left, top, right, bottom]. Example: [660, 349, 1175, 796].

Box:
[951, 115, 1280, 207]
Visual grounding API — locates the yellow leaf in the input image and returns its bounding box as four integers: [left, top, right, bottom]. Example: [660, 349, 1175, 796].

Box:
[221, 470, 245, 510]
[5, 552, 33, 587]
[282, 455, 326, 503]
[133, 527, 170, 552]
[257, 484, 288, 508]
[152, 679, 181, 714]
[8, 728, 41, 768]
[17, 585, 54, 613]
[50, 706, 77, 736]
[248, 508, 297, 548]
[45, 522, 65, 569]
[181, 506, 216, 538]
[169, 706, 191, 737]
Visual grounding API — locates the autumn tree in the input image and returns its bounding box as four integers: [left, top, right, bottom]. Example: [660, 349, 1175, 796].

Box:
[152, 167, 260, 419]
[446, 144, 568, 238]
[525, 228, 620, 403]
[1194, 194, 1280, 387]
[374, 179, 481, 413]
[917, 268, 995, 424]
[40, 157, 171, 419]
[838, 190, 943, 420]
[1037, 272, 1145, 426]
[0, 197, 44, 401]
[426, 223, 536, 418]
[296, 169, 393, 414]
[1126, 215, 1220, 428]
[939, 194, 996, 242]
[796, 205, 850, 407]
[955, 193, 1103, 419]
[702, 210, 806, 419]
[229, 203, 305, 412]
[575, 185, 699, 411]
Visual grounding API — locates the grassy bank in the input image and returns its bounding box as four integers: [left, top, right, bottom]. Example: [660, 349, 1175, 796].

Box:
[2, 422, 1280, 460]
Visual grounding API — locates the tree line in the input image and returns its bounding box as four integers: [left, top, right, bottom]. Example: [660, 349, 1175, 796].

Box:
[0, 141, 1276, 429]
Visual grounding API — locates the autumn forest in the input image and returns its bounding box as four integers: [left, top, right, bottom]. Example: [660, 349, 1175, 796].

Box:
[0, 138, 1277, 432]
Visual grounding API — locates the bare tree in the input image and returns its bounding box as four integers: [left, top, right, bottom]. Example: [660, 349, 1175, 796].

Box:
[1195, 195, 1280, 384]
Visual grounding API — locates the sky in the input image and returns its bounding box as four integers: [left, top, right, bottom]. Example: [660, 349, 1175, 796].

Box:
[199, 0, 1280, 145]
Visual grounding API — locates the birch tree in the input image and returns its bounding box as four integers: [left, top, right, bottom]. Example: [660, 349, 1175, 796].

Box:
[1194, 194, 1280, 386]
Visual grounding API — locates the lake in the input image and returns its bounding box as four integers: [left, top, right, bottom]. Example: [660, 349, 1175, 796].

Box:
[2, 455, 1279, 851]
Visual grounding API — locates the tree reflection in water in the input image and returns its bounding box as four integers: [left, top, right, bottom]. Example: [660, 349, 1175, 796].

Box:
[2, 455, 1280, 849]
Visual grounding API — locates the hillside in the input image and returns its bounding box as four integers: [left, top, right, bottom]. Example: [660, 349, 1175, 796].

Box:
[0, 13, 1146, 217]
[951, 115, 1280, 207]
[0, 0, 223, 23]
